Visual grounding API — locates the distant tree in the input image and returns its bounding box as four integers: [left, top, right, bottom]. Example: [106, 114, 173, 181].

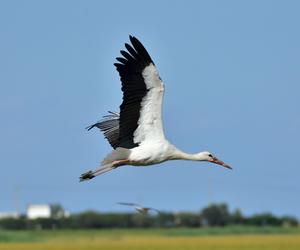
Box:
[245, 213, 281, 226]
[200, 203, 230, 226]
[26, 218, 62, 230]
[0, 217, 26, 230]
[131, 213, 153, 228]
[280, 216, 298, 227]
[156, 212, 175, 227]
[73, 210, 103, 228]
[174, 212, 201, 227]
[50, 204, 65, 219]
[230, 208, 245, 225]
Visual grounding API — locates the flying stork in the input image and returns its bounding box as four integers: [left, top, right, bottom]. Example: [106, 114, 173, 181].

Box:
[80, 35, 231, 181]
[117, 202, 160, 215]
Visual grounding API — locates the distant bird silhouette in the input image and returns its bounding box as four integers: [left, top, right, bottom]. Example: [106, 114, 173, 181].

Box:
[80, 35, 231, 181]
[117, 202, 160, 214]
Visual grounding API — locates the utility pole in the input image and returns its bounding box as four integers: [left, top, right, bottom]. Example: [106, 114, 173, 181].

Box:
[15, 186, 21, 217]
[208, 176, 213, 205]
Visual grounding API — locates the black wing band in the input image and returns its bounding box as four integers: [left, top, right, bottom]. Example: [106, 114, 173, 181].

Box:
[114, 36, 154, 149]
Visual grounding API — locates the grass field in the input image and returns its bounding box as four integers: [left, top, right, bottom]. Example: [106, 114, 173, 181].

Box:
[1, 227, 300, 250]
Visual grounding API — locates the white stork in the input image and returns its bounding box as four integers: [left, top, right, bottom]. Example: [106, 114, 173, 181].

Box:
[80, 35, 231, 181]
[117, 202, 160, 214]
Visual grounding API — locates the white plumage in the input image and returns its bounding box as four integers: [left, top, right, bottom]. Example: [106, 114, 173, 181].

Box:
[134, 64, 165, 144]
[80, 36, 231, 181]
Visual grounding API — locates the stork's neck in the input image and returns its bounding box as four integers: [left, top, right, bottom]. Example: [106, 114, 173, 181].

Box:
[172, 149, 207, 161]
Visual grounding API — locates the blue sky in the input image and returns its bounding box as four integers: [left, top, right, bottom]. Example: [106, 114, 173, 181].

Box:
[1, 0, 300, 217]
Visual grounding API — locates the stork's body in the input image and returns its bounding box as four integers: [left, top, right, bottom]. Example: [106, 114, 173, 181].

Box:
[80, 36, 231, 181]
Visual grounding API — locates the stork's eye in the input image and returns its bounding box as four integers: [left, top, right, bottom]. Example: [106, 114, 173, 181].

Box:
[208, 154, 213, 157]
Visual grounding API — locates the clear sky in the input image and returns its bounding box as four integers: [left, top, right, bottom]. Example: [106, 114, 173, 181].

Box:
[1, 0, 300, 217]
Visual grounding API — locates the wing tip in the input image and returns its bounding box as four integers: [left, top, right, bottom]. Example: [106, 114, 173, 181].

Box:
[85, 124, 95, 131]
[115, 35, 154, 69]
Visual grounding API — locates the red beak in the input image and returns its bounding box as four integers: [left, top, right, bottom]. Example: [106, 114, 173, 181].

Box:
[210, 157, 232, 170]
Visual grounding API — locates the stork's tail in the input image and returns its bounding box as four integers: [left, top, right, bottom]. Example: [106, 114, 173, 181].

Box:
[101, 147, 130, 165]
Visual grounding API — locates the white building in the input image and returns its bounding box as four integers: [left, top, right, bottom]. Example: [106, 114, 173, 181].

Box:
[27, 204, 51, 219]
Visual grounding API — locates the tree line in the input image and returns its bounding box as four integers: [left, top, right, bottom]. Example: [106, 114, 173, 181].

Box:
[0, 203, 298, 230]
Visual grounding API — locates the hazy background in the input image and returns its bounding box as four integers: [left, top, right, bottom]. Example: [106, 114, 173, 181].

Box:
[0, 0, 299, 217]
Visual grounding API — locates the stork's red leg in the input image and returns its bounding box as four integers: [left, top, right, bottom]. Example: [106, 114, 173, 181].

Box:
[80, 159, 129, 181]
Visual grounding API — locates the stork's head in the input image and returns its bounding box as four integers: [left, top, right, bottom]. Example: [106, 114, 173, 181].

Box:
[199, 151, 232, 169]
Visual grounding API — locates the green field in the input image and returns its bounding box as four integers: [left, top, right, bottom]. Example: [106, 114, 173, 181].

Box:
[1, 227, 300, 250]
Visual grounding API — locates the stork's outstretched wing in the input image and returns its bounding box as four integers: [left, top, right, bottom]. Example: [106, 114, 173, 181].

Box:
[114, 36, 166, 149]
[87, 36, 165, 149]
[117, 202, 139, 207]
